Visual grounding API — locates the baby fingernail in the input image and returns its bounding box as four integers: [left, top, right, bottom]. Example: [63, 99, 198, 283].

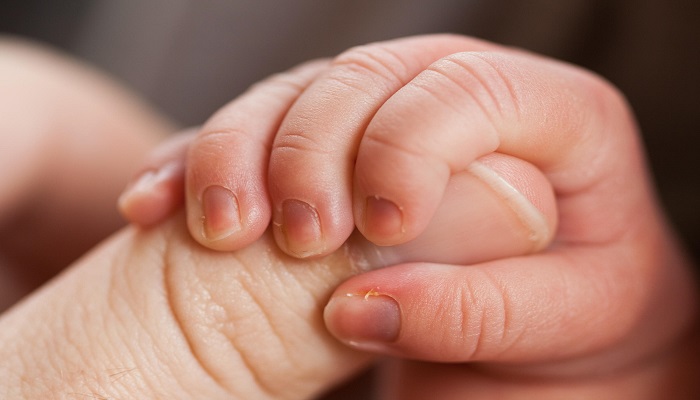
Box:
[119, 162, 181, 207]
[201, 185, 241, 241]
[467, 161, 551, 251]
[364, 196, 404, 242]
[324, 292, 401, 349]
[280, 199, 324, 257]
[120, 163, 181, 200]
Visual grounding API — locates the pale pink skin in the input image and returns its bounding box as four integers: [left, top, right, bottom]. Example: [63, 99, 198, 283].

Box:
[0, 35, 697, 399]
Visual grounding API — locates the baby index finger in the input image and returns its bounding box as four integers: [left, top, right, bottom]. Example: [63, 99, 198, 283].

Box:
[267, 34, 504, 257]
[353, 49, 642, 247]
[186, 60, 329, 251]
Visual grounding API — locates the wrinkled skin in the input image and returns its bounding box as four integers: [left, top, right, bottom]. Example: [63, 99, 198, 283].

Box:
[0, 215, 372, 399]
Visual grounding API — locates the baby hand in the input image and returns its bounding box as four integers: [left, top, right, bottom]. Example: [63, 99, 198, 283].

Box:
[119, 34, 697, 398]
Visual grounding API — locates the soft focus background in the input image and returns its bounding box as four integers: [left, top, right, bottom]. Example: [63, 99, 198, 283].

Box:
[2, 1, 699, 398]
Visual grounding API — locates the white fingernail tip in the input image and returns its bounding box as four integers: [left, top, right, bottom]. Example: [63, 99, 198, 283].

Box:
[343, 230, 393, 272]
[467, 161, 551, 251]
[130, 161, 181, 194]
[119, 162, 181, 209]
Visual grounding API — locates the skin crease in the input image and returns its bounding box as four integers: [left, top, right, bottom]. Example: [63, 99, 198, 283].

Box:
[1, 34, 698, 399]
[0, 216, 373, 399]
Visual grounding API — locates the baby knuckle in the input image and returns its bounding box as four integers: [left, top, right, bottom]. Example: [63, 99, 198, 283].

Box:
[250, 59, 328, 97]
[331, 43, 412, 92]
[272, 130, 333, 157]
[197, 127, 251, 144]
[363, 132, 428, 161]
[194, 128, 272, 164]
[579, 70, 632, 119]
[427, 52, 521, 124]
[254, 70, 310, 97]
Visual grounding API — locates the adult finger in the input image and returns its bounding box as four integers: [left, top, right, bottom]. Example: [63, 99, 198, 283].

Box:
[268, 34, 499, 257]
[185, 60, 329, 251]
[0, 214, 372, 399]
